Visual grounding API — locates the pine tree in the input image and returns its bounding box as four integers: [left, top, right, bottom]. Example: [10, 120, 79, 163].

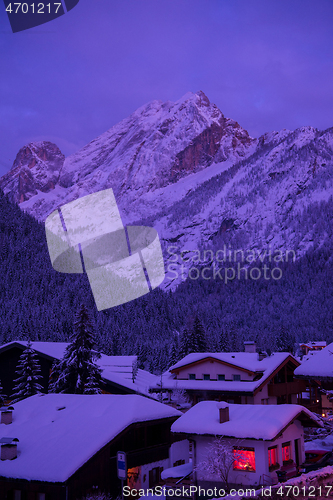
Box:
[191, 316, 208, 352]
[276, 326, 295, 353]
[11, 341, 43, 402]
[228, 322, 242, 352]
[179, 327, 192, 358]
[219, 329, 229, 352]
[169, 338, 179, 367]
[50, 304, 102, 394]
[83, 373, 101, 395]
[179, 316, 208, 357]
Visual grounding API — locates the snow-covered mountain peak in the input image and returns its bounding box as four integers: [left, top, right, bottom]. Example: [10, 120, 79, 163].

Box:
[1, 141, 64, 204]
[0, 92, 255, 220]
[1, 92, 333, 289]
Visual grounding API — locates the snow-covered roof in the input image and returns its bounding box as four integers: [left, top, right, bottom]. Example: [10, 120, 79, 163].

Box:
[171, 402, 322, 440]
[161, 462, 192, 480]
[295, 342, 333, 379]
[169, 352, 294, 374]
[0, 341, 70, 360]
[299, 341, 327, 348]
[0, 394, 181, 482]
[153, 353, 296, 394]
[0, 341, 158, 396]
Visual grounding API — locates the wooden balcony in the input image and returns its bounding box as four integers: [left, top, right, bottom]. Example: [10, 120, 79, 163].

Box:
[298, 402, 321, 413]
[268, 380, 306, 397]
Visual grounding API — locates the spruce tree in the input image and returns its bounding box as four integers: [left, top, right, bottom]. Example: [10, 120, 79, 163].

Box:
[191, 316, 208, 352]
[83, 373, 101, 395]
[276, 326, 295, 353]
[219, 329, 229, 352]
[169, 338, 179, 367]
[11, 341, 43, 402]
[49, 304, 102, 394]
[228, 321, 242, 352]
[179, 317, 208, 357]
[179, 327, 192, 358]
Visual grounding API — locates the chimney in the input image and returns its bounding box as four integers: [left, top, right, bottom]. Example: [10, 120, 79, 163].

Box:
[0, 407, 14, 425]
[244, 341, 256, 354]
[258, 351, 267, 361]
[0, 438, 19, 460]
[219, 406, 229, 423]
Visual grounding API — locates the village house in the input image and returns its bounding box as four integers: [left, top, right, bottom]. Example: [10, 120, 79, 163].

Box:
[170, 402, 322, 489]
[0, 393, 181, 500]
[295, 341, 333, 416]
[151, 344, 305, 406]
[0, 341, 158, 398]
[299, 341, 326, 357]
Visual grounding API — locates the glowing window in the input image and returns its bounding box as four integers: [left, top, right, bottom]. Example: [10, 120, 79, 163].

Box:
[282, 442, 292, 463]
[268, 446, 278, 467]
[233, 447, 256, 472]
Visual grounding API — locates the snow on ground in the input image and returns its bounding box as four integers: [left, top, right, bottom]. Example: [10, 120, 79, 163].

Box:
[305, 429, 333, 452]
[221, 466, 333, 499]
[0, 394, 181, 483]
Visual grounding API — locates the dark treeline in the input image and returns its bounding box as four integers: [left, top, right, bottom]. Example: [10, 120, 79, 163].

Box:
[0, 190, 333, 374]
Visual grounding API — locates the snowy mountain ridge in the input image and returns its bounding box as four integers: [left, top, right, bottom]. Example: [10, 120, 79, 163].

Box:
[1, 91, 333, 288]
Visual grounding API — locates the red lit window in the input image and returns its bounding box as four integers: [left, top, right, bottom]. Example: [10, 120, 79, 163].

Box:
[282, 442, 291, 463]
[233, 447, 256, 472]
[268, 446, 278, 467]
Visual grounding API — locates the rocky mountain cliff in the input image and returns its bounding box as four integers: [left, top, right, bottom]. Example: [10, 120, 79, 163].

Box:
[0, 91, 255, 220]
[1, 142, 65, 204]
[1, 91, 333, 288]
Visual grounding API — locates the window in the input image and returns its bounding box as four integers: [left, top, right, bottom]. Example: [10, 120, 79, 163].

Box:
[149, 466, 163, 487]
[268, 446, 279, 471]
[261, 398, 269, 405]
[218, 374, 225, 381]
[203, 374, 210, 380]
[37, 495, 46, 500]
[189, 374, 196, 380]
[233, 374, 241, 381]
[233, 447, 256, 472]
[282, 442, 292, 463]
[14, 491, 21, 500]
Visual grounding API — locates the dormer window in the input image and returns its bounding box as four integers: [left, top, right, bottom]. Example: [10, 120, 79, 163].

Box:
[218, 374, 225, 381]
[233, 374, 241, 381]
[203, 374, 210, 380]
[189, 374, 196, 380]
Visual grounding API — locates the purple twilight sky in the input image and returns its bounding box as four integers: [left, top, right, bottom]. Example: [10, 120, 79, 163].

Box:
[0, 0, 333, 175]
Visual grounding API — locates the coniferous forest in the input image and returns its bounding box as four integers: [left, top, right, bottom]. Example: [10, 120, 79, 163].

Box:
[0, 189, 333, 374]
